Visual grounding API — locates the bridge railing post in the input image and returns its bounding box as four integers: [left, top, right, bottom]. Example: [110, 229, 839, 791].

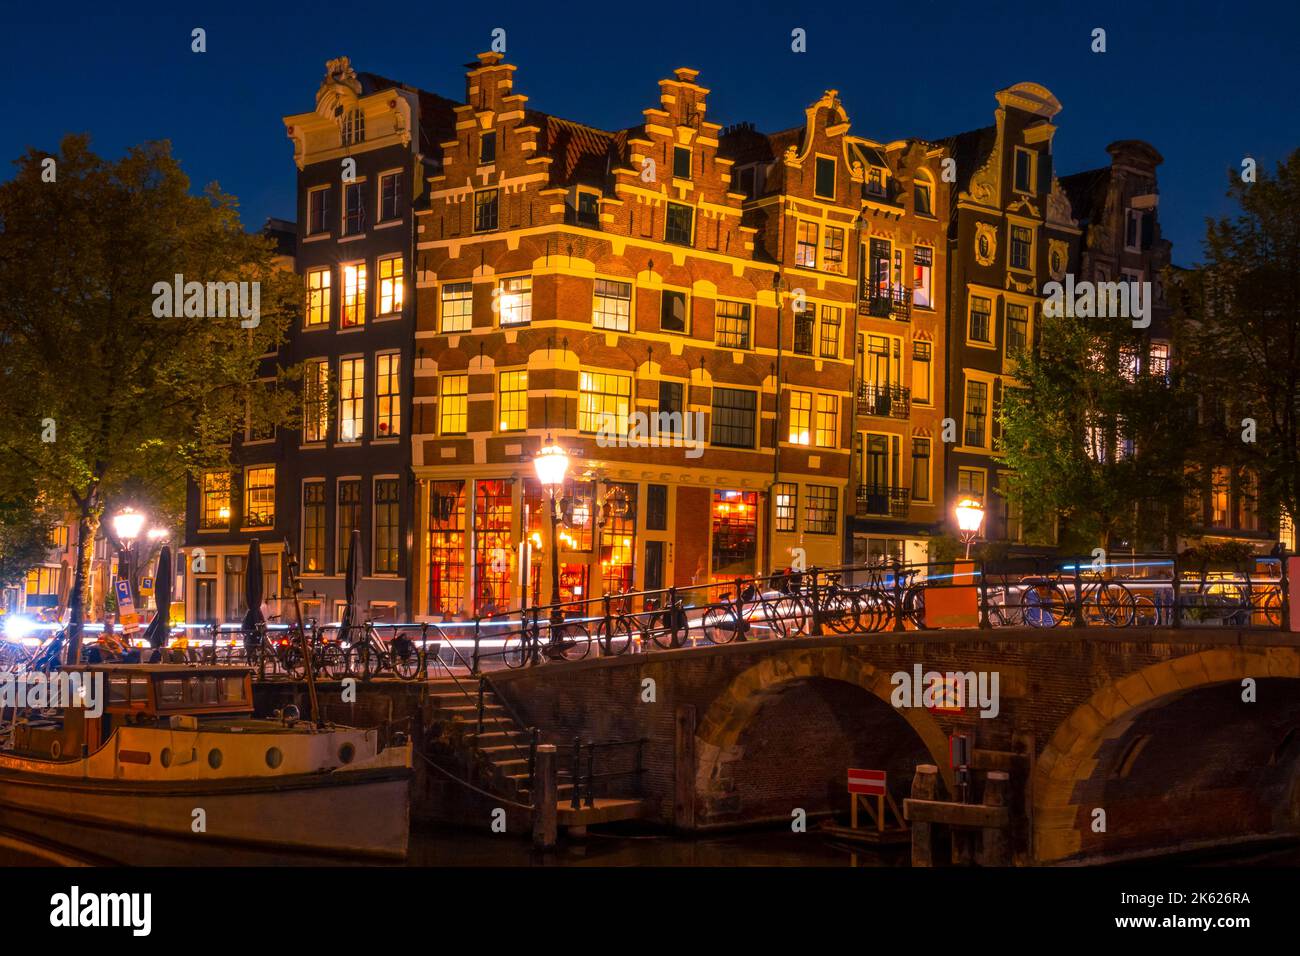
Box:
[978, 560, 991, 630]
[668, 586, 682, 647]
[1282, 554, 1291, 632]
[476, 676, 485, 737]
[1170, 553, 1182, 629]
[601, 593, 613, 656]
[810, 567, 824, 636]
[892, 557, 905, 632]
[1071, 560, 1086, 628]
[471, 617, 482, 674]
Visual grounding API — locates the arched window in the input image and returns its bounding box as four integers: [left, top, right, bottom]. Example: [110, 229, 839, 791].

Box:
[913, 171, 934, 216]
[341, 108, 365, 147]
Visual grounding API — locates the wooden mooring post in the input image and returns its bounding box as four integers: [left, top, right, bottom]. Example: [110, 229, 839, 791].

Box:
[904, 764, 1012, 867]
[532, 744, 557, 849]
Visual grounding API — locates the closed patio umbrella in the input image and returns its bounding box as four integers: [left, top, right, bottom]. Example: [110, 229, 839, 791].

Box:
[142, 545, 173, 648]
[340, 529, 361, 635]
[241, 538, 264, 636]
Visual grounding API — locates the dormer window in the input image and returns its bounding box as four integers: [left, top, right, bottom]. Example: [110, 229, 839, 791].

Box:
[480, 131, 497, 166]
[576, 191, 600, 228]
[1013, 147, 1035, 194]
[341, 108, 366, 147]
[673, 146, 692, 180]
[866, 166, 885, 197]
[814, 157, 836, 200]
[914, 176, 933, 216]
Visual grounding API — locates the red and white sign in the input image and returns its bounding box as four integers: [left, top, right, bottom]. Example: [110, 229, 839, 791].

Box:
[847, 768, 886, 796]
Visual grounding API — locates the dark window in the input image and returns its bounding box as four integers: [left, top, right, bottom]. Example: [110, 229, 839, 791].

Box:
[343, 182, 365, 236]
[577, 192, 600, 227]
[336, 479, 362, 574]
[1010, 226, 1032, 271]
[480, 131, 496, 165]
[715, 300, 751, 349]
[818, 305, 840, 358]
[1014, 149, 1034, 193]
[1006, 303, 1029, 355]
[308, 188, 330, 235]
[665, 203, 693, 246]
[793, 310, 815, 355]
[969, 296, 992, 343]
[814, 157, 836, 199]
[380, 172, 401, 222]
[658, 381, 683, 424]
[373, 478, 400, 574]
[805, 486, 838, 534]
[661, 290, 688, 333]
[866, 166, 885, 196]
[964, 380, 988, 447]
[474, 189, 499, 232]
[646, 484, 668, 531]
[914, 179, 933, 216]
[673, 147, 691, 180]
[710, 387, 757, 448]
[910, 438, 931, 501]
[737, 166, 756, 198]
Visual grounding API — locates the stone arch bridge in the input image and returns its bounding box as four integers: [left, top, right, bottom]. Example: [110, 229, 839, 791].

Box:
[490, 627, 1300, 864]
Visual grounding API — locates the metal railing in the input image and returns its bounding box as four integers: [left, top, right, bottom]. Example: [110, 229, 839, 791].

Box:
[856, 485, 911, 518]
[858, 382, 910, 419]
[860, 284, 911, 320]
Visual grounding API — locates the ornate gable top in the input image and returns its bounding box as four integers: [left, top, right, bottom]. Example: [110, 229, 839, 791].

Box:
[995, 82, 1062, 119]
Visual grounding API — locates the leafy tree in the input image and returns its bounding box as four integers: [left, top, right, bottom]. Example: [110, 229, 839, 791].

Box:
[1173, 150, 1300, 533]
[999, 310, 1189, 553]
[0, 134, 299, 659]
[0, 491, 57, 600]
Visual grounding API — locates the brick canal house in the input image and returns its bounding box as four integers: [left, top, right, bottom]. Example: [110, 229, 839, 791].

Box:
[182, 58, 457, 625]
[940, 83, 1083, 545]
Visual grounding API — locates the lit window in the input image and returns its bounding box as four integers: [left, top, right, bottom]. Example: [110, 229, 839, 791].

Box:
[815, 394, 838, 448]
[796, 221, 818, 268]
[498, 370, 528, 432]
[913, 247, 933, 309]
[911, 438, 931, 502]
[338, 357, 365, 442]
[498, 276, 531, 326]
[305, 268, 331, 327]
[593, 279, 632, 331]
[377, 256, 403, 316]
[243, 466, 276, 529]
[341, 263, 366, 328]
[200, 472, 231, 529]
[788, 391, 811, 445]
[301, 481, 326, 573]
[579, 371, 631, 435]
[303, 359, 329, 443]
[912, 341, 932, 405]
[440, 375, 468, 435]
[375, 352, 400, 437]
[819, 305, 841, 358]
[822, 226, 845, 274]
[441, 282, 473, 333]
[773, 483, 797, 533]
[715, 300, 751, 349]
[474, 189, 499, 232]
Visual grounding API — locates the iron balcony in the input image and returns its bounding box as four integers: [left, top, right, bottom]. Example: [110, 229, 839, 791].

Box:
[856, 485, 911, 518]
[858, 383, 911, 419]
[859, 283, 912, 320]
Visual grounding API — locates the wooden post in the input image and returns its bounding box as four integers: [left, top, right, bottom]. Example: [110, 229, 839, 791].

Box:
[978, 770, 1011, 866]
[532, 744, 557, 849]
[910, 764, 938, 867]
[674, 705, 696, 830]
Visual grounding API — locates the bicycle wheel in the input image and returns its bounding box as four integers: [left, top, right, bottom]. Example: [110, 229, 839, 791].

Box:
[597, 616, 635, 656]
[344, 644, 369, 678]
[823, 589, 861, 634]
[1020, 581, 1068, 627]
[1261, 588, 1283, 628]
[649, 604, 688, 649]
[761, 593, 802, 639]
[1132, 592, 1159, 626]
[700, 604, 742, 644]
[318, 643, 345, 679]
[902, 585, 926, 629]
[1084, 581, 1135, 627]
[283, 644, 306, 679]
[503, 631, 532, 669]
[552, 621, 591, 661]
[392, 637, 423, 680]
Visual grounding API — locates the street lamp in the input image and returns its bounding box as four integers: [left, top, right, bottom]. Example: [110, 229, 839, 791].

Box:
[112, 508, 145, 543]
[955, 497, 985, 560]
[533, 436, 570, 623]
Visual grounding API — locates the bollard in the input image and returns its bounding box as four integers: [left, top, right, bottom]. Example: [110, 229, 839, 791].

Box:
[892, 558, 905, 632]
[978, 771, 1011, 866]
[532, 744, 557, 849]
[977, 562, 991, 630]
[910, 764, 938, 867]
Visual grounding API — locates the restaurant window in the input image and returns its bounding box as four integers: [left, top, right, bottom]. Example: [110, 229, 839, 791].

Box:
[303, 359, 329, 443]
[480, 131, 496, 165]
[440, 374, 468, 436]
[819, 305, 841, 358]
[795, 221, 818, 268]
[805, 485, 838, 535]
[1006, 303, 1029, 356]
[375, 352, 400, 438]
[712, 490, 758, 579]
[336, 479, 362, 572]
[793, 308, 815, 355]
[306, 268, 330, 327]
[343, 181, 365, 236]
[427, 480, 466, 615]
[200, 472, 231, 529]
[243, 466, 275, 529]
[964, 380, 988, 447]
[774, 483, 797, 533]
[338, 357, 364, 442]
[715, 300, 751, 349]
[379, 171, 401, 222]
[474, 479, 513, 614]
[913, 247, 933, 308]
[474, 189, 499, 232]
[307, 187, 330, 236]
[498, 370, 528, 432]
[788, 390, 811, 445]
[910, 438, 931, 502]
[593, 279, 632, 331]
[815, 394, 839, 449]
[710, 387, 757, 449]
[968, 295, 991, 343]
[579, 371, 631, 435]
[673, 146, 691, 180]
[377, 256, 403, 316]
[660, 289, 688, 333]
[497, 275, 532, 326]
[912, 341, 932, 405]
[1010, 225, 1033, 271]
[665, 203, 693, 245]
[301, 481, 326, 573]
[822, 226, 845, 274]
[599, 483, 637, 596]
[646, 484, 668, 531]
[441, 282, 473, 333]
[814, 156, 836, 199]
[341, 263, 366, 328]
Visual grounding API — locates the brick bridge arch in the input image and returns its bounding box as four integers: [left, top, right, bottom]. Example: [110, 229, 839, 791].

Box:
[1033, 646, 1300, 862]
[694, 646, 954, 806]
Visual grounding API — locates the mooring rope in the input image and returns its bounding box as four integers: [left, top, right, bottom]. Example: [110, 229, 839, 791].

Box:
[414, 749, 534, 812]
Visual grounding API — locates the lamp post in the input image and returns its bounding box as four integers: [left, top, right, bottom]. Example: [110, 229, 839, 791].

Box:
[533, 436, 570, 624]
[111, 508, 146, 608]
[955, 497, 985, 560]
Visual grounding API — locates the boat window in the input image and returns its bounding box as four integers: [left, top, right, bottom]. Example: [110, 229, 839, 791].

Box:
[109, 677, 130, 704]
[159, 679, 184, 705]
[200, 677, 220, 704]
[222, 677, 246, 703]
[130, 677, 150, 703]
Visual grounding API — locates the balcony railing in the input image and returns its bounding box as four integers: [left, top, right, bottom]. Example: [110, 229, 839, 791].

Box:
[858, 383, 910, 419]
[860, 284, 912, 321]
[856, 485, 910, 519]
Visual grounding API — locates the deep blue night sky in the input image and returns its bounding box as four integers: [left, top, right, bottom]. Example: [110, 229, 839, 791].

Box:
[3, 0, 1296, 266]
